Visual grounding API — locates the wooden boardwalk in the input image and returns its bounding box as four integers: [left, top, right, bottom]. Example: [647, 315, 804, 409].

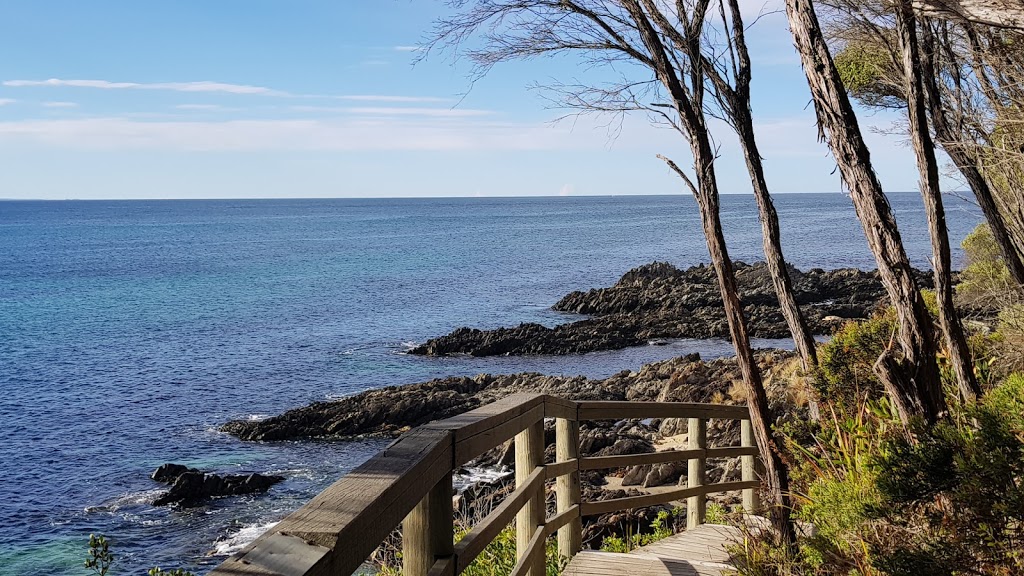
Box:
[564, 524, 741, 576]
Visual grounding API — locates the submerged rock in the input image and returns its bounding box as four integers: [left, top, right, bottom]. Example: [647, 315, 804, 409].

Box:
[409, 261, 931, 357]
[151, 464, 284, 507]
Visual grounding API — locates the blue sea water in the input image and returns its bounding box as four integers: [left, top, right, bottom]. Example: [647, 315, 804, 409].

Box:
[0, 194, 982, 575]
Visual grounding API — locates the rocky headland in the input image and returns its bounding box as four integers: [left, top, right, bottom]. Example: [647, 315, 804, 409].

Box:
[408, 261, 928, 357]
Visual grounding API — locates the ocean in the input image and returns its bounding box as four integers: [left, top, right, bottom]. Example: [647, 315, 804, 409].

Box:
[0, 194, 983, 575]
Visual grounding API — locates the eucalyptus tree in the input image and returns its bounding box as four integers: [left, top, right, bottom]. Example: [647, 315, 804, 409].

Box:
[824, 1, 1024, 286]
[785, 0, 948, 424]
[818, 0, 980, 400]
[426, 0, 797, 541]
[891, 0, 981, 400]
[699, 0, 819, 374]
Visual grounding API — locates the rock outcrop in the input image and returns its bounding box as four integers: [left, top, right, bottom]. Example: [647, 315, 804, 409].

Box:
[151, 464, 284, 507]
[220, 351, 794, 442]
[408, 261, 930, 357]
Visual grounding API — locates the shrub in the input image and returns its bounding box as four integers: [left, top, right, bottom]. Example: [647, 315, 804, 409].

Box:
[816, 310, 896, 408]
[599, 509, 675, 553]
[957, 224, 1019, 310]
[870, 374, 1024, 574]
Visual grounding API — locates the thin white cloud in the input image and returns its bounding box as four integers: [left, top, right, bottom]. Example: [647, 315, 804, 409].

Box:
[4, 77, 455, 105]
[5, 78, 286, 96]
[175, 104, 224, 110]
[349, 107, 494, 117]
[393, 45, 423, 52]
[0, 98, 15, 106]
[334, 95, 452, 103]
[0, 116, 585, 152]
[42, 101, 78, 108]
[287, 105, 492, 117]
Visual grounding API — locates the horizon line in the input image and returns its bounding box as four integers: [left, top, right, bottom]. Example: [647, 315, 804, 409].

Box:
[0, 190, 943, 202]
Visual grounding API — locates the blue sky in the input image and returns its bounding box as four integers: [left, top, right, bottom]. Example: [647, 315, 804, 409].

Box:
[0, 0, 939, 199]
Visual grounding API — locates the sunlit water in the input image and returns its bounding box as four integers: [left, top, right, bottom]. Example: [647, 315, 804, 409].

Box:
[0, 194, 982, 575]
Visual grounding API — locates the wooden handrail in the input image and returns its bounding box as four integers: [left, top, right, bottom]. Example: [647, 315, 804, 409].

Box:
[208, 395, 763, 576]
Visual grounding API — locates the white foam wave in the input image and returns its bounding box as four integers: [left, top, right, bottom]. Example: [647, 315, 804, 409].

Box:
[85, 489, 165, 513]
[453, 466, 513, 493]
[247, 414, 270, 421]
[212, 521, 279, 556]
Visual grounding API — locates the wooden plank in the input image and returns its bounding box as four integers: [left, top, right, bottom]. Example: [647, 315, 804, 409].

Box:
[452, 404, 545, 467]
[580, 480, 759, 517]
[545, 458, 578, 480]
[454, 466, 545, 574]
[577, 402, 749, 421]
[544, 395, 578, 420]
[564, 551, 729, 576]
[426, 393, 546, 442]
[580, 449, 701, 470]
[687, 418, 706, 529]
[209, 427, 453, 576]
[544, 505, 581, 537]
[706, 446, 758, 459]
[741, 420, 760, 513]
[220, 533, 330, 576]
[509, 526, 546, 576]
[516, 421, 546, 576]
[579, 447, 756, 471]
[555, 417, 582, 559]
[403, 472, 454, 576]
[426, 556, 455, 576]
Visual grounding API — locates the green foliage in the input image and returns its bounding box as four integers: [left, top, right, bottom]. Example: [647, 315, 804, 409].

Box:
[705, 502, 727, 526]
[85, 535, 114, 576]
[816, 310, 896, 407]
[456, 526, 563, 576]
[84, 534, 196, 576]
[599, 509, 675, 553]
[378, 527, 564, 576]
[957, 224, 1017, 310]
[834, 41, 903, 108]
[870, 375, 1024, 574]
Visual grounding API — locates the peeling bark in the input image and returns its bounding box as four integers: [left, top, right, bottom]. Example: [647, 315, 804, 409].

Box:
[785, 0, 947, 424]
[896, 0, 981, 401]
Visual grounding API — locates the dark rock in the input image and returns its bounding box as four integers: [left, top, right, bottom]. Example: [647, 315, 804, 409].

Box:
[221, 352, 796, 442]
[408, 261, 933, 357]
[151, 463, 192, 483]
[151, 464, 284, 507]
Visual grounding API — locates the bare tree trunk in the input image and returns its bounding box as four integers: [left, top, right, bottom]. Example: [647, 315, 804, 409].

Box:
[785, 0, 947, 424]
[708, 0, 819, 374]
[734, 108, 819, 372]
[896, 2, 982, 401]
[621, 0, 796, 543]
[920, 25, 1024, 286]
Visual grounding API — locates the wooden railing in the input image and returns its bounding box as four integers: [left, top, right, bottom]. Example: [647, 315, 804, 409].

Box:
[208, 394, 762, 576]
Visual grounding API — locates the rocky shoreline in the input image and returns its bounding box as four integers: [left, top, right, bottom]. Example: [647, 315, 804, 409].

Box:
[218, 260, 912, 556]
[408, 261, 929, 357]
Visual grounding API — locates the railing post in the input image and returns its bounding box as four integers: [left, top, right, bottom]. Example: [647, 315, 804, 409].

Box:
[516, 420, 545, 576]
[403, 472, 454, 576]
[687, 417, 707, 529]
[741, 419, 762, 514]
[555, 417, 582, 560]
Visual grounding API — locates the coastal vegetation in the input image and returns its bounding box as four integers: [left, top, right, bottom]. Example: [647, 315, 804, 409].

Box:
[87, 1, 1023, 574]
[415, 0, 1024, 573]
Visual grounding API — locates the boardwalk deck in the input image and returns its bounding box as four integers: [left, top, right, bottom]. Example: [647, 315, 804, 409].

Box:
[564, 524, 741, 576]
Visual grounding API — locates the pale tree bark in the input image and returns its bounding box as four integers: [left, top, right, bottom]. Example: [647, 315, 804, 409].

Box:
[785, 0, 947, 424]
[894, 0, 981, 401]
[819, 1, 1024, 285]
[429, 0, 798, 543]
[623, 0, 796, 544]
[702, 0, 819, 374]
